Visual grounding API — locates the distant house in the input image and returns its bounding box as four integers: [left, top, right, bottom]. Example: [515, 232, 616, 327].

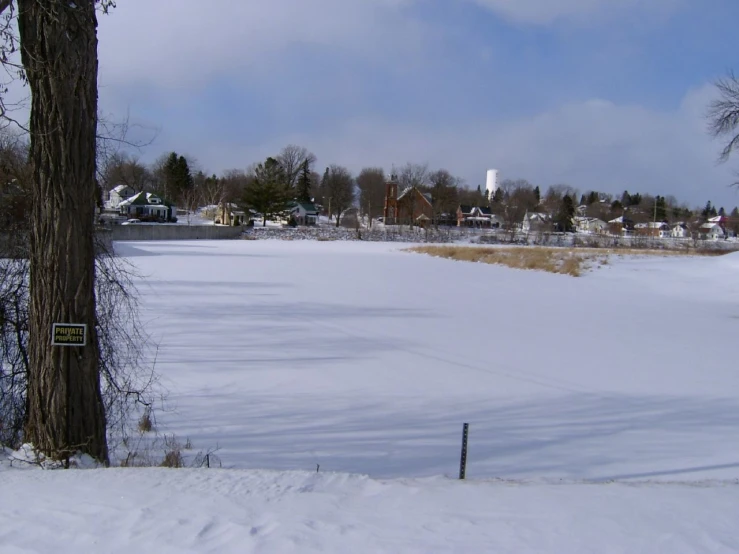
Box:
[118, 192, 176, 222]
[217, 203, 246, 226]
[106, 184, 135, 209]
[699, 222, 725, 240]
[456, 205, 474, 226]
[522, 211, 550, 233]
[608, 216, 635, 236]
[287, 201, 319, 226]
[476, 207, 504, 228]
[457, 205, 503, 228]
[634, 222, 670, 238]
[671, 222, 690, 239]
[574, 216, 608, 234]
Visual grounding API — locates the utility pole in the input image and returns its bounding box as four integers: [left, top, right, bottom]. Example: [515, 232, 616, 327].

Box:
[654, 197, 657, 223]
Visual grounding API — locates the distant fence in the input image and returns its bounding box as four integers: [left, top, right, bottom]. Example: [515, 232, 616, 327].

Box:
[107, 225, 244, 242]
[243, 225, 739, 252]
[476, 230, 739, 253]
[244, 225, 459, 243]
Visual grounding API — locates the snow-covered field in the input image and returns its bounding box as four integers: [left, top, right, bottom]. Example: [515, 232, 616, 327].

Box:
[3, 240, 739, 552]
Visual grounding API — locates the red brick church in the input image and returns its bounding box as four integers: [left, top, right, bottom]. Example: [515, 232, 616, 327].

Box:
[383, 175, 433, 226]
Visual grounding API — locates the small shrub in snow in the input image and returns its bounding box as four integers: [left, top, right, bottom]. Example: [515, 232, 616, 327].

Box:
[137, 408, 154, 433]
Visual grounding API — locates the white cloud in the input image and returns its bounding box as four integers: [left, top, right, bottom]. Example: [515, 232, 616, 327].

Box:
[173, 84, 737, 208]
[97, 0, 427, 90]
[466, 0, 684, 25]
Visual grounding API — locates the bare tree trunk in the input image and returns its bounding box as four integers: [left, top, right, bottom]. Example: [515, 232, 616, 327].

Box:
[19, 0, 108, 463]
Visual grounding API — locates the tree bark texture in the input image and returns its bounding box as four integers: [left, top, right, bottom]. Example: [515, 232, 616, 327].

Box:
[19, 0, 108, 463]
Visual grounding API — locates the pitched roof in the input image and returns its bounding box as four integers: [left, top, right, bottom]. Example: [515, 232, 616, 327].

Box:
[634, 222, 668, 229]
[111, 184, 134, 194]
[119, 191, 173, 208]
[398, 187, 433, 206]
[288, 201, 319, 214]
[526, 211, 548, 221]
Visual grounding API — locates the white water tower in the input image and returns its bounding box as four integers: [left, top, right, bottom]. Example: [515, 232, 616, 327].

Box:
[485, 169, 499, 200]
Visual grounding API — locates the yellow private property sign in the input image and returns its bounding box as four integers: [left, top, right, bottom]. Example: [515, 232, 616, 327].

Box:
[51, 323, 87, 347]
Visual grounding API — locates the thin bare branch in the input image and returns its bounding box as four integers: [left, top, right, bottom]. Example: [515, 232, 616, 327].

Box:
[707, 71, 739, 162]
[0, 1, 12, 18]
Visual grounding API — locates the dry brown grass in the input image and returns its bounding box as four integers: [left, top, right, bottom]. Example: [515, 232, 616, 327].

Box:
[137, 408, 154, 433]
[407, 245, 727, 277]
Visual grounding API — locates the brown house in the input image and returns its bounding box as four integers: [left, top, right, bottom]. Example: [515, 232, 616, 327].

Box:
[383, 178, 433, 226]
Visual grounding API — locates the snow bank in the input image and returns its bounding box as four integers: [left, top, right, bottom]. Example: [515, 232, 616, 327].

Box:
[1, 467, 737, 553]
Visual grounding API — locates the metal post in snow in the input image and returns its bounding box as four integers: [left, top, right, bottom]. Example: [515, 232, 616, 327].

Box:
[459, 423, 469, 480]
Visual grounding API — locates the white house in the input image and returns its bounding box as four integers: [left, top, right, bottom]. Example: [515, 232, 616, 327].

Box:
[458, 206, 503, 228]
[289, 202, 320, 226]
[522, 211, 550, 233]
[671, 222, 690, 239]
[118, 192, 176, 222]
[699, 222, 725, 240]
[105, 184, 135, 209]
[574, 216, 608, 234]
[634, 222, 671, 238]
[473, 208, 504, 229]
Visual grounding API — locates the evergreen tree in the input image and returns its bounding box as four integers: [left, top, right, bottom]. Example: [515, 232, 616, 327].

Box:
[621, 190, 632, 207]
[555, 194, 575, 232]
[492, 188, 504, 204]
[175, 155, 194, 196]
[655, 195, 667, 221]
[242, 157, 289, 226]
[321, 167, 331, 217]
[587, 191, 599, 205]
[163, 152, 178, 198]
[296, 159, 312, 203]
[719, 206, 726, 216]
[533, 186, 540, 205]
[730, 207, 739, 236]
[579, 194, 586, 206]
[162, 152, 193, 201]
[630, 193, 642, 206]
[702, 201, 713, 218]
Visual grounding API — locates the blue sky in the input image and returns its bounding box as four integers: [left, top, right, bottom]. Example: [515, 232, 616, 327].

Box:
[89, 0, 739, 208]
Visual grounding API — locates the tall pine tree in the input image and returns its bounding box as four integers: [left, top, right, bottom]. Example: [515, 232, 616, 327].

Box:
[243, 157, 289, 226]
[654, 195, 667, 221]
[555, 194, 575, 232]
[162, 152, 193, 202]
[296, 159, 312, 203]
